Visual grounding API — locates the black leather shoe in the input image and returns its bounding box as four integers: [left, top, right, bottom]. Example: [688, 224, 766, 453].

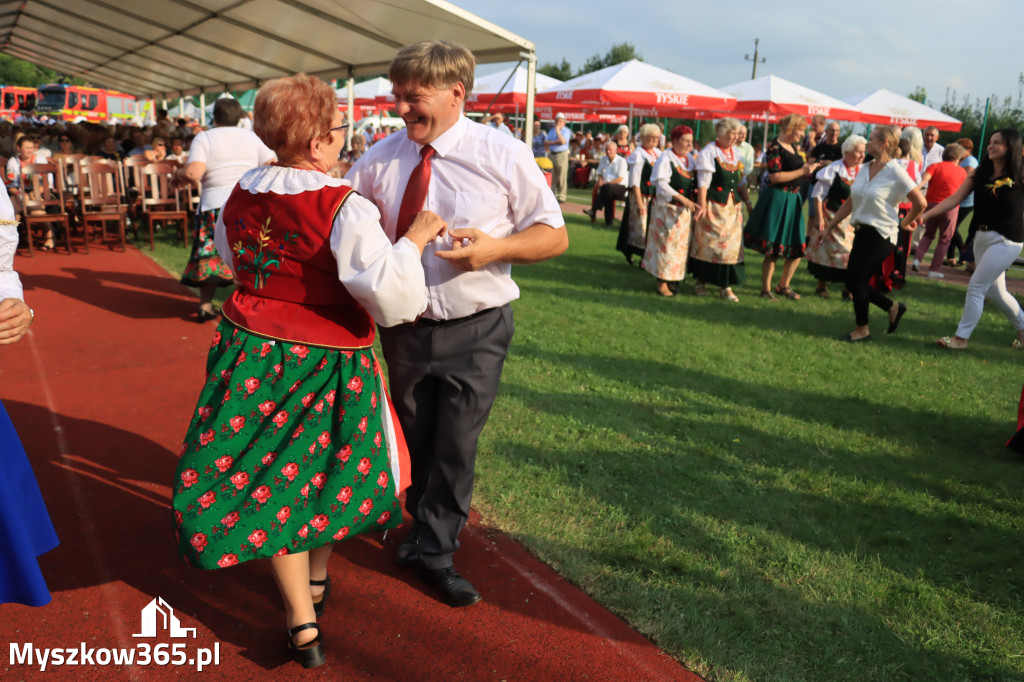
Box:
[886, 302, 907, 334]
[395, 528, 420, 567]
[310, 575, 331, 617]
[287, 622, 326, 669]
[419, 565, 482, 607]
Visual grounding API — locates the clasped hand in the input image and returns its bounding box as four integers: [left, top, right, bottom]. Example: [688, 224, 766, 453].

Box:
[0, 298, 32, 344]
[435, 228, 500, 271]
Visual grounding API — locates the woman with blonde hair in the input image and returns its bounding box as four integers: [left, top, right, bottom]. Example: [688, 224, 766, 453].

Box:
[171, 74, 446, 668]
[744, 113, 826, 299]
[690, 117, 752, 300]
[616, 123, 661, 264]
[824, 125, 926, 341]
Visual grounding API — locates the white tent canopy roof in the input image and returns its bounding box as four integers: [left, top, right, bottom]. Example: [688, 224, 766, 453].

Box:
[335, 76, 393, 103]
[718, 74, 862, 121]
[469, 66, 560, 101]
[843, 88, 962, 131]
[0, 0, 534, 100]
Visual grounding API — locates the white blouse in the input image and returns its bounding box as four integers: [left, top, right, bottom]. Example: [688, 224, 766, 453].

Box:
[214, 165, 428, 328]
[0, 190, 22, 302]
[811, 160, 859, 202]
[627, 147, 661, 188]
[652, 150, 694, 204]
[695, 142, 747, 189]
[848, 160, 916, 243]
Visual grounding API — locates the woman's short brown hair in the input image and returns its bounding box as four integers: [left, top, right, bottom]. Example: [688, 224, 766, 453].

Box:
[955, 137, 974, 154]
[254, 74, 336, 163]
[779, 114, 808, 137]
[389, 41, 475, 97]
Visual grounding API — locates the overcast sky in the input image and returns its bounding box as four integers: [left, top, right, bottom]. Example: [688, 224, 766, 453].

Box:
[454, 0, 1024, 108]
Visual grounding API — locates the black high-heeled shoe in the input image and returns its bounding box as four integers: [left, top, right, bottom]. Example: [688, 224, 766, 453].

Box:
[196, 308, 219, 323]
[311, 575, 331, 617]
[287, 622, 326, 669]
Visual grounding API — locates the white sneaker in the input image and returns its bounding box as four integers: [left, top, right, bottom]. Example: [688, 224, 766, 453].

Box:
[912, 259, 921, 271]
[928, 271, 945, 279]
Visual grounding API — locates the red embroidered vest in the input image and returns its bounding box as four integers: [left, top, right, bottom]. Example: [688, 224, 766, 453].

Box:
[220, 182, 375, 349]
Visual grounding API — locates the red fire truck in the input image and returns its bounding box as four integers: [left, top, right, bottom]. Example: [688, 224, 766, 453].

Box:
[0, 86, 37, 121]
[35, 84, 138, 123]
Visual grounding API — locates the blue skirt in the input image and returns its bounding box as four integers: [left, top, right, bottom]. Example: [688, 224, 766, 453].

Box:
[0, 400, 59, 606]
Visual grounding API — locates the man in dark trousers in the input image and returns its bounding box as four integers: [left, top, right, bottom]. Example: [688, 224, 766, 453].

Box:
[347, 40, 567, 607]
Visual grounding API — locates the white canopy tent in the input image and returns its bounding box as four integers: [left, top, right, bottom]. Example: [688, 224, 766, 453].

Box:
[843, 89, 961, 132]
[0, 0, 539, 143]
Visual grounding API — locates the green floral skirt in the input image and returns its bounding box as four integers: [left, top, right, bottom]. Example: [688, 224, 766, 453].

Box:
[172, 320, 402, 570]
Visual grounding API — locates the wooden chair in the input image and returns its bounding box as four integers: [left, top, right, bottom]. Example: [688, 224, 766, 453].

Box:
[121, 154, 149, 228]
[78, 160, 128, 252]
[19, 162, 71, 254]
[139, 162, 188, 250]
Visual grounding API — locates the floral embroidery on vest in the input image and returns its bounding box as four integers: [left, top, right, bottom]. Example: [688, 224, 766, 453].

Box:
[231, 216, 298, 290]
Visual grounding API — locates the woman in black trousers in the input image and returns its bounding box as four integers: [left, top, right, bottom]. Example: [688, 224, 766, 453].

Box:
[823, 125, 926, 342]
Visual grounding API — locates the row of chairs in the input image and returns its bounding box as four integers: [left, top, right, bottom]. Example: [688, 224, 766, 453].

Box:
[9, 154, 194, 257]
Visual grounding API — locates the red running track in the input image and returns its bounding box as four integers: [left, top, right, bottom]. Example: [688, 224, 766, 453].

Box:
[0, 245, 698, 681]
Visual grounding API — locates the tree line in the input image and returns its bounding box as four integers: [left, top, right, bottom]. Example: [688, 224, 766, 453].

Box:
[0, 54, 85, 87]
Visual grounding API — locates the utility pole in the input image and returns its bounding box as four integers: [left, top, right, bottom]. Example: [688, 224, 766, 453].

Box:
[745, 38, 765, 79]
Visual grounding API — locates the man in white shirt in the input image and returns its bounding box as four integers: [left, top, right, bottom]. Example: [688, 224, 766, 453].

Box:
[921, 126, 944, 171]
[583, 140, 628, 225]
[347, 40, 567, 608]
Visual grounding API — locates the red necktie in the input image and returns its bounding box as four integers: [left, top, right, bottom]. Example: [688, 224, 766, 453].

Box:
[395, 145, 435, 240]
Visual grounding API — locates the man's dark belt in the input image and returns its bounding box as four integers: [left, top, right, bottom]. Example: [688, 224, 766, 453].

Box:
[416, 307, 498, 326]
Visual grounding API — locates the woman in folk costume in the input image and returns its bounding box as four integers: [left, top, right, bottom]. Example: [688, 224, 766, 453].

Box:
[744, 113, 826, 300]
[806, 134, 867, 298]
[0, 189, 58, 608]
[689, 118, 753, 301]
[642, 125, 703, 297]
[171, 74, 446, 669]
[616, 123, 661, 265]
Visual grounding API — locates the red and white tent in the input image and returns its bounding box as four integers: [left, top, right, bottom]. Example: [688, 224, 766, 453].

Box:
[465, 67, 561, 113]
[843, 88, 961, 131]
[535, 59, 736, 117]
[717, 75, 862, 122]
[336, 77, 392, 117]
[336, 77, 392, 105]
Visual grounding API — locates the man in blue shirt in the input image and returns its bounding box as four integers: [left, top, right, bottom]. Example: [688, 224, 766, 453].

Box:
[545, 112, 570, 202]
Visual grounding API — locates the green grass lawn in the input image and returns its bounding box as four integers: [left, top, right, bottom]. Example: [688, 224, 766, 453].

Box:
[151, 213, 1024, 682]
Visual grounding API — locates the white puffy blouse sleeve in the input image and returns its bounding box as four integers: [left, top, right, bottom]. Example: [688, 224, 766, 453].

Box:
[213, 211, 234, 273]
[330, 193, 428, 327]
[651, 153, 675, 202]
[811, 161, 839, 202]
[0, 190, 22, 302]
[695, 144, 716, 189]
